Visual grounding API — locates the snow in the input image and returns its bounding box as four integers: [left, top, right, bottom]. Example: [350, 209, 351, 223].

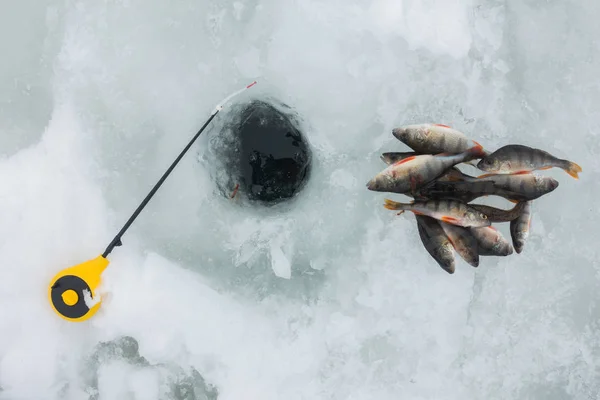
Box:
[0, 0, 599, 399]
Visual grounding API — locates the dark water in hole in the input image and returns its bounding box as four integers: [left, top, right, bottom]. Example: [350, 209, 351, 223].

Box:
[211, 99, 312, 206]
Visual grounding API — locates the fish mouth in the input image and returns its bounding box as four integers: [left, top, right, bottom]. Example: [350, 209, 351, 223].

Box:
[476, 219, 492, 228]
[514, 240, 525, 254]
[496, 243, 514, 256]
[392, 128, 407, 141]
[467, 257, 480, 268]
[434, 248, 456, 273]
[366, 179, 379, 191]
[549, 178, 559, 191]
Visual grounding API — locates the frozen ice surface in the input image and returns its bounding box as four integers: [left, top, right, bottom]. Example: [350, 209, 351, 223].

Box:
[0, 0, 599, 399]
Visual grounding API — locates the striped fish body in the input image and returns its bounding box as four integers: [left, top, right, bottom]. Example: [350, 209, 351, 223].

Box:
[416, 215, 456, 274]
[392, 123, 486, 155]
[439, 221, 480, 267]
[510, 200, 533, 254]
[415, 188, 482, 204]
[469, 202, 526, 223]
[426, 173, 557, 202]
[470, 226, 513, 256]
[477, 144, 582, 179]
[476, 172, 558, 200]
[367, 151, 477, 194]
[383, 198, 491, 228]
[417, 179, 527, 203]
[416, 178, 494, 202]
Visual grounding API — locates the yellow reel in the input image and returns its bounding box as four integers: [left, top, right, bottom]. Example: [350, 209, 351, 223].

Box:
[48, 255, 109, 322]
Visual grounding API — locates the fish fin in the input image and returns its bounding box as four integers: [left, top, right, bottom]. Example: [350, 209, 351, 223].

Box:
[512, 170, 531, 175]
[434, 124, 451, 128]
[507, 199, 519, 204]
[562, 161, 582, 179]
[383, 198, 404, 210]
[441, 216, 459, 224]
[381, 152, 415, 165]
[446, 236, 456, 247]
[469, 141, 486, 157]
[393, 156, 417, 166]
[539, 166, 552, 170]
[477, 173, 497, 178]
[412, 210, 425, 215]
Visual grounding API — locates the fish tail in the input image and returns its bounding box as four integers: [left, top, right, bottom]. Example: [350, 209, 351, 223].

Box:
[383, 198, 409, 211]
[469, 141, 487, 158]
[561, 160, 582, 179]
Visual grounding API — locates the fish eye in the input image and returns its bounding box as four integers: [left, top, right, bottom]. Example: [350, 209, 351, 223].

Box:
[481, 213, 487, 219]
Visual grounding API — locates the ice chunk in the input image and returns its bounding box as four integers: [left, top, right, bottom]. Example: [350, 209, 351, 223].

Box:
[270, 243, 291, 279]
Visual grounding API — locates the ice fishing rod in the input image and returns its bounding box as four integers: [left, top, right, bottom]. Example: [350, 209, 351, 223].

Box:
[48, 80, 258, 322]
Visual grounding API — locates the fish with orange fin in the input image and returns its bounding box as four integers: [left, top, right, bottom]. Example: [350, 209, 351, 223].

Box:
[392, 123, 490, 156]
[510, 200, 533, 254]
[415, 215, 456, 274]
[367, 146, 485, 195]
[476, 144, 582, 179]
[439, 222, 480, 267]
[383, 198, 490, 228]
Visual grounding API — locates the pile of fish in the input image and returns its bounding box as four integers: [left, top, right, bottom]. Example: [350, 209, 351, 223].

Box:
[367, 123, 582, 274]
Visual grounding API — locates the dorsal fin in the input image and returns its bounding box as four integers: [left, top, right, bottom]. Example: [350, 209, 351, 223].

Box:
[434, 124, 451, 128]
[393, 156, 416, 166]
